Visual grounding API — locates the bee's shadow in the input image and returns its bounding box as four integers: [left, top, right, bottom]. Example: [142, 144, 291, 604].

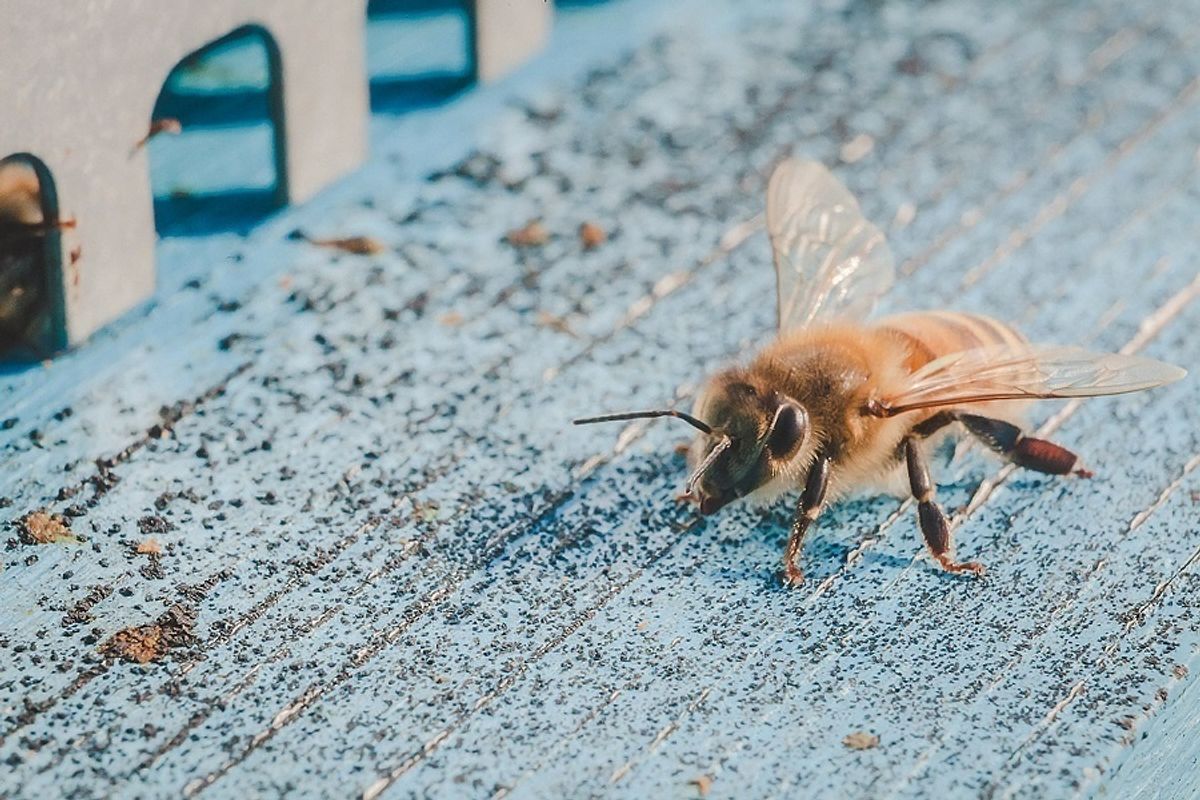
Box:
[698, 494, 921, 588]
[572, 448, 982, 590]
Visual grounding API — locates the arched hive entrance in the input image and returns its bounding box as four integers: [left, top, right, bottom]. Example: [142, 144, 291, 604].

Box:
[0, 154, 66, 358]
[149, 25, 287, 236]
[367, 0, 476, 113]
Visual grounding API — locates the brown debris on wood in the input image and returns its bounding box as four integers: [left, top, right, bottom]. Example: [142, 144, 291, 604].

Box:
[135, 538, 163, 556]
[310, 236, 387, 256]
[289, 229, 387, 256]
[62, 584, 114, 627]
[534, 310, 579, 338]
[579, 221, 607, 250]
[16, 510, 77, 544]
[100, 604, 196, 664]
[842, 731, 880, 750]
[505, 220, 549, 247]
[138, 515, 174, 535]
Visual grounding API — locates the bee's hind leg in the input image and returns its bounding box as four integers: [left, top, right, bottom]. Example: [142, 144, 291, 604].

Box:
[904, 437, 986, 577]
[958, 414, 1092, 478]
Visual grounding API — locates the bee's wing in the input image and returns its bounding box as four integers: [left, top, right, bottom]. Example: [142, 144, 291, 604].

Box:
[767, 158, 894, 332]
[873, 344, 1186, 416]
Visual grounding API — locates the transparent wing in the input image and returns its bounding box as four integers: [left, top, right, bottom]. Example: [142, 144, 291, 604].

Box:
[873, 344, 1187, 416]
[767, 158, 894, 332]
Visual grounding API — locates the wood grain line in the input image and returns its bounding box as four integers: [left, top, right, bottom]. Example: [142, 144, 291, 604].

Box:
[880, 15, 1166, 210]
[983, 506, 1200, 798]
[960, 76, 1200, 288]
[881, 275, 1200, 797]
[0, 361, 253, 743]
[899, 23, 1200, 279]
[262, 535, 683, 800]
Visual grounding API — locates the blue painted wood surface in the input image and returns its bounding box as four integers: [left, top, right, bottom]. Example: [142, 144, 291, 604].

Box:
[3, 0, 1200, 797]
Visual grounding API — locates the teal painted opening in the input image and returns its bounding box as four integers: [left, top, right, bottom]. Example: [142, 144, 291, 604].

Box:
[0, 153, 67, 361]
[367, 0, 477, 113]
[149, 25, 288, 236]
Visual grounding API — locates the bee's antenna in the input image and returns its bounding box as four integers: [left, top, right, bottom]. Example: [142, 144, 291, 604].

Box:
[572, 409, 714, 436]
[684, 435, 732, 495]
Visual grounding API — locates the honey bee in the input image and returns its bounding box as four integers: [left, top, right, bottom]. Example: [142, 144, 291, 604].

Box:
[575, 158, 1186, 586]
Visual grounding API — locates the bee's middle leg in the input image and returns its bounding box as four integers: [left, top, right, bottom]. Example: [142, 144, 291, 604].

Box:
[958, 414, 1091, 477]
[782, 453, 831, 586]
[903, 437, 985, 577]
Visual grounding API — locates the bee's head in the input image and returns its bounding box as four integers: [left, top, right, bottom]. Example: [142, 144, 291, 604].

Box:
[684, 372, 809, 514]
[572, 371, 809, 516]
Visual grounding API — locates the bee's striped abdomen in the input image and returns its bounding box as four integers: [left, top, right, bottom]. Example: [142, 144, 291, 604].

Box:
[876, 311, 1027, 373]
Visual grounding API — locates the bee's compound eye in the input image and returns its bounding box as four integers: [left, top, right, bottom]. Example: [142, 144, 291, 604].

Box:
[766, 400, 807, 459]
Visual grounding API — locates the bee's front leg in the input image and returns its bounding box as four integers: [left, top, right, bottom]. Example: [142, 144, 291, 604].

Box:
[782, 453, 832, 586]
